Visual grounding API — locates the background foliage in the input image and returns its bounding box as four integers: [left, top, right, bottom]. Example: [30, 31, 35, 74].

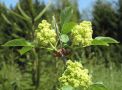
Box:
[0, 0, 122, 90]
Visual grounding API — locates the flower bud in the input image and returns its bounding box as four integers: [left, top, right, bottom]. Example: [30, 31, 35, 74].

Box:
[71, 21, 93, 47]
[59, 60, 92, 88]
[35, 20, 56, 47]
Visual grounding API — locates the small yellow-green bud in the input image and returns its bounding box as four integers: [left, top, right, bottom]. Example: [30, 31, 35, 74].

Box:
[38, 20, 51, 29]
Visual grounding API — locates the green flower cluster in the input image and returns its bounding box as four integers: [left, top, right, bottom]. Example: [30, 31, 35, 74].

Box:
[35, 20, 56, 46]
[71, 21, 93, 47]
[59, 60, 92, 88]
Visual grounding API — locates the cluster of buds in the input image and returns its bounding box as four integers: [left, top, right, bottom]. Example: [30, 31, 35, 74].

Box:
[71, 21, 93, 47]
[35, 20, 56, 46]
[59, 60, 92, 88]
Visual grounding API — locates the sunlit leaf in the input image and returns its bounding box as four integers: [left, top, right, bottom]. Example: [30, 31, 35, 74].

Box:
[88, 83, 108, 90]
[62, 22, 76, 34]
[61, 85, 73, 90]
[60, 34, 69, 43]
[91, 39, 109, 46]
[18, 46, 33, 55]
[2, 39, 33, 47]
[60, 7, 73, 26]
[92, 36, 119, 46]
[94, 36, 119, 43]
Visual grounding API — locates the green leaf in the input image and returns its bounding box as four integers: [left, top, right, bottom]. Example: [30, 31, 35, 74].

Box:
[95, 36, 119, 43]
[10, 10, 31, 22]
[2, 39, 33, 47]
[18, 46, 33, 55]
[88, 83, 108, 90]
[62, 22, 76, 34]
[1, 13, 11, 25]
[91, 39, 109, 46]
[17, 4, 31, 21]
[34, 2, 51, 21]
[61, 85, 73, 90]
[92, 36, 119, 46]
[60, 7, 73, 26]
[60, 34, 69, 43]
[13, 23, 23, 32]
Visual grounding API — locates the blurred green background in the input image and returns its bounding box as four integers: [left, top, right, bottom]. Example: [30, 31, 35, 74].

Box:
[0, 0, 122, 90]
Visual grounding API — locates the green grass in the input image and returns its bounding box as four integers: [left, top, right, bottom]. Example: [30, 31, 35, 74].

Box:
[87, 64, 122, 90]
